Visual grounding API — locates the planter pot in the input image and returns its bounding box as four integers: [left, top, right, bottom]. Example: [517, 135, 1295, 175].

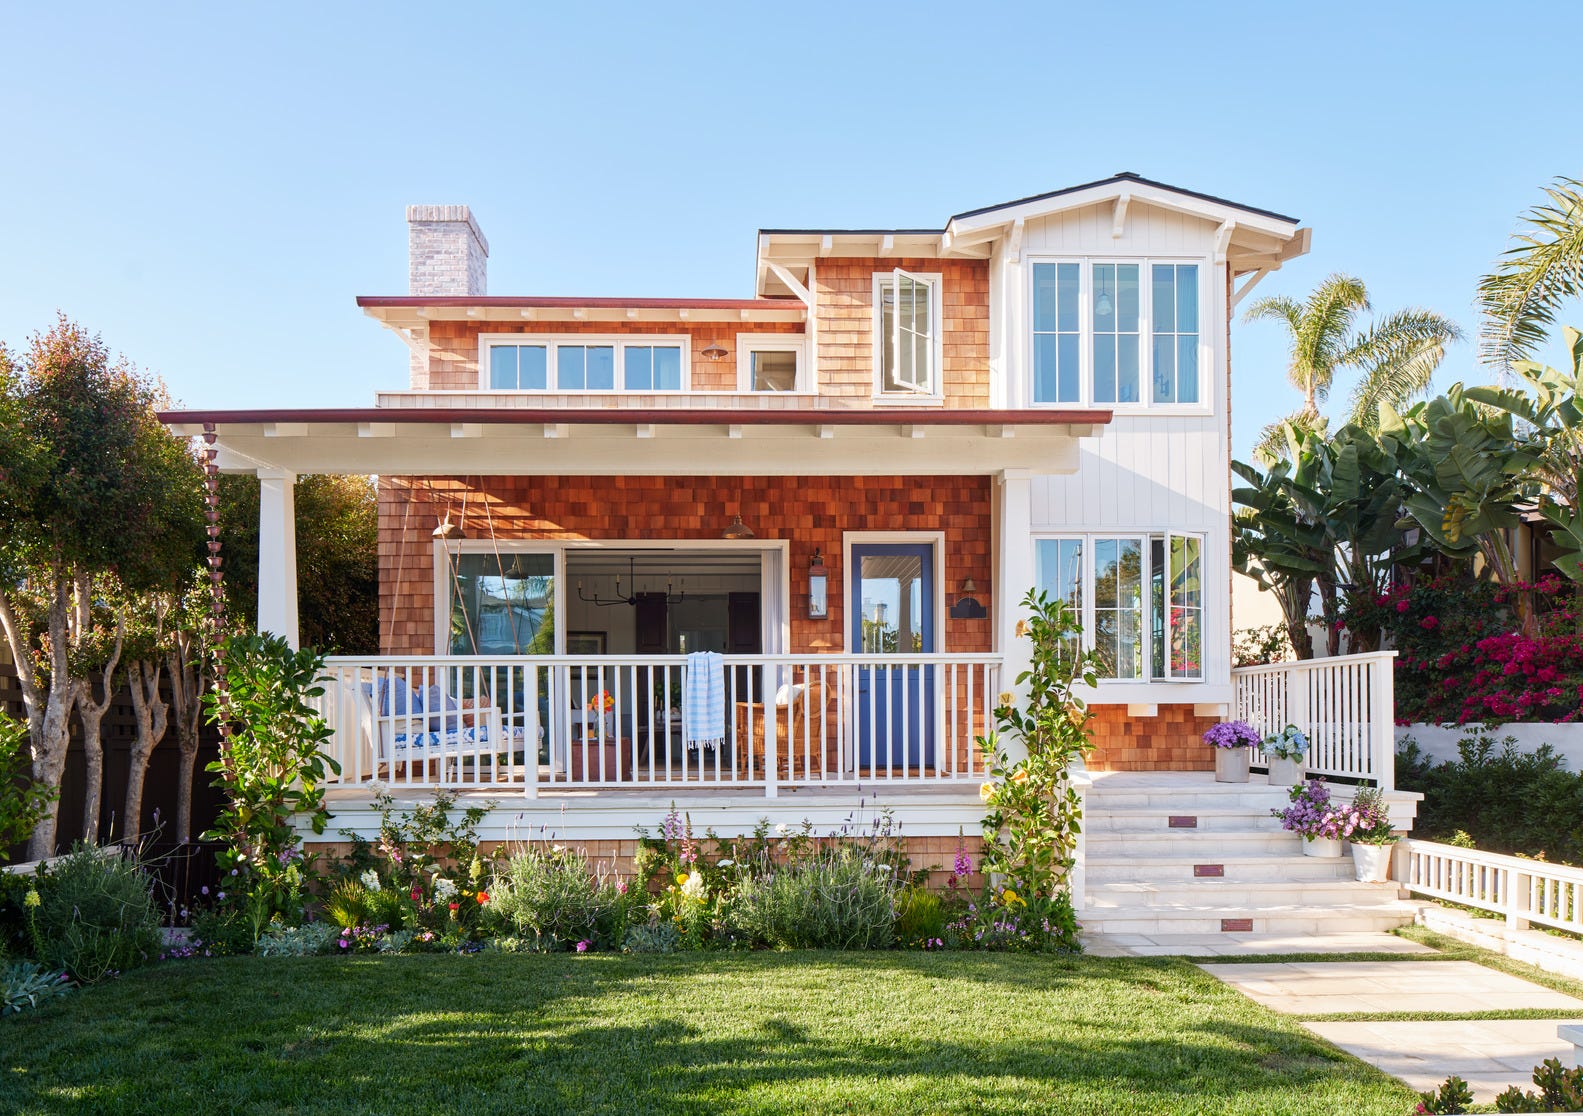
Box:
[1303, 836, 1344, 858]
[1266, 756, 1306, 787]
[1214, 748, 1250, 783]
[1351, 842, 1394, 882]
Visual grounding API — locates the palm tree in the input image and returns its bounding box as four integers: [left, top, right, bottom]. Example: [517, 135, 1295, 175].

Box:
[1243, 274, 1462, 460]
[1478, 176, 1583, 377]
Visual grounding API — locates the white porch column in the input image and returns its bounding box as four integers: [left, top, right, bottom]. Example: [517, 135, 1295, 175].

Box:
[996, 469, 1036, 729]
[256, 467, 300, 649]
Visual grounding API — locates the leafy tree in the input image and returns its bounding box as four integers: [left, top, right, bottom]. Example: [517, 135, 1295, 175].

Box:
[0, 318, 205, 858]
[1232, 436, 1329, 659]
[218, 473, 377, 655]
[1243, 274, 1462, 459]
[1478, 175, 1583, 375]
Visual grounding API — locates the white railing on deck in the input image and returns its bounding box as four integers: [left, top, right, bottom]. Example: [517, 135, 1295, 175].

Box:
[1231, 650, 1397, 792]
[1406, 839, 1583, 935]
[312, 653, 1001, 798]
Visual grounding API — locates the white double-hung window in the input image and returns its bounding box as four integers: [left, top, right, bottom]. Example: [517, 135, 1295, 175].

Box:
[1029, 260, 1203, 407]
[480, 335, 689, 393]
[1035, 532, 1203, 682]
[873, 270, 941, 396]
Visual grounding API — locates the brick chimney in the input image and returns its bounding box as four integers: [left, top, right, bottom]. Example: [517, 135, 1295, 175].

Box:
[406, 205, 488, 295]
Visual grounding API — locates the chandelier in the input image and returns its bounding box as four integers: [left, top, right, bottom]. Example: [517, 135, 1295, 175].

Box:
[576, 556, 685, 608]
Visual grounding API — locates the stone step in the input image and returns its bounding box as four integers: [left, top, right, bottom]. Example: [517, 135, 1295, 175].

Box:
[1089, 788, 1292, 810]
[1085, 830, 1302, 857]
[1078, 900, 1423, 937]
[1085, 879, 1403, 909]
[1085, 852, 1360, 883]
[1084, 806, 1287, 833]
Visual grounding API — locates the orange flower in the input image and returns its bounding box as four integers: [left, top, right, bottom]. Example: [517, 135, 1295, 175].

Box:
[979, 782, 995, 803]
[1011, 769, 1029, 785]
[1014, 619, 1029, 638]
[476, 891, 490, 905]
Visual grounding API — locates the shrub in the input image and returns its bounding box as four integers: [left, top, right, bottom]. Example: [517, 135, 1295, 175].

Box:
[947, 888, 1079, 953]
[488, 847, 614, 951]
[894, 886, 945, 944]
[733, 847, 898, 950]
[325, 880, 370, 931]
[257, 923, 341, 957]
[187, 906, 256, 957]
[203, 632, 338, 938]
[0, 712, 53, 861]
[1417, 1073, 1474, 1113]
[1495, 1057, 1583, 1111]
[2, 960, 71, 1015]
[976, 590, 1098, 911]
[623, 920, 680, 954]
[1397, 731, 1583, 864]
[28, 845, 162, 983]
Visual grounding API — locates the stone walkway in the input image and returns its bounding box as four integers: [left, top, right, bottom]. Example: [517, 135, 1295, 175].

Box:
[1197, 954, 1583, 1103]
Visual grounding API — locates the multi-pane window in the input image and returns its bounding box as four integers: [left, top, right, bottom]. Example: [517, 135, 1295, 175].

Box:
[1091, 264, 1141, 404]
[1036, 532, 1204, 682]
[874, 270, 939, 394]
[1034, 536, 1083, 658]
[480, 337, 688, 392]
[1092, 537, 1144, 679]
[489, 344, 549, 390]
[1032, 263, 1081, 403]
[1152, 264, 1200, 404]
[1028, 260, 1202, 407]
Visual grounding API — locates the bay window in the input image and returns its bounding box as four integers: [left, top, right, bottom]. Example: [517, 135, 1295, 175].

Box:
[1035, 532, 1204, 682]
[873, 270, 940, 396]
[479, 336, 689, 392]
[1028, 260, 1204, 407]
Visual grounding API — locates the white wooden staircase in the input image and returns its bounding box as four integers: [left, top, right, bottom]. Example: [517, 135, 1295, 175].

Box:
[1078, 772, 1422, 941]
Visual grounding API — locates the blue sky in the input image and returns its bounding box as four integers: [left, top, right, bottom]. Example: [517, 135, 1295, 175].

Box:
[2, 1, 1579, 460]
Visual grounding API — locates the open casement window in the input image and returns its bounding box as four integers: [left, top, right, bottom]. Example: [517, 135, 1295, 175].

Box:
[1150, 533, 1203, 681]
[447, 552, 556, 656]
[877, 269, 938, 395]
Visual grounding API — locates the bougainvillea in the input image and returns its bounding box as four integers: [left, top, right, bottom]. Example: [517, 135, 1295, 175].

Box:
[1343, 575, 1583, 724]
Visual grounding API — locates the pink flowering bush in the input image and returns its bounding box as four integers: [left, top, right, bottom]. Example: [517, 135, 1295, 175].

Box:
[1344, 576, 1583, 724]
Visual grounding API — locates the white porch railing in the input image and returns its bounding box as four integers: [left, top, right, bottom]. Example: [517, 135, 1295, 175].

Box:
[312, 653, 1002, 798]
[1406, 839, 1583, 935]
[1231, 650, 1397, 792]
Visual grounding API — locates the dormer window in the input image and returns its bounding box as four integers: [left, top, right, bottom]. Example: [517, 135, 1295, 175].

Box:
[479, 335, 689, 392]
[873, 270, 941, 397]
[1030, 260, 1203, 408]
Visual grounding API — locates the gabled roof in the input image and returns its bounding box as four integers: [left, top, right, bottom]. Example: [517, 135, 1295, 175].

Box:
[947, 172, 1299, 226]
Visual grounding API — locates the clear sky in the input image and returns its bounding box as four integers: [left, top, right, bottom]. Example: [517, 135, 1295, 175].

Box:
[3, 1, 1580, 460]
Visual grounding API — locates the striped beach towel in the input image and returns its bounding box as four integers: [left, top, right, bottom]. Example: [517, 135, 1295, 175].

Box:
[683, 651, 725, 750]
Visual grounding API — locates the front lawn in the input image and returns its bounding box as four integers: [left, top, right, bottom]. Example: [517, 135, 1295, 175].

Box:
[1, 952, 1415, 1115]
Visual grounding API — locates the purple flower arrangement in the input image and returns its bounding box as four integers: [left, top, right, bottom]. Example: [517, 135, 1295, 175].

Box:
[1272, 778, 1345, 840]
[1203, 720, 1262, 749]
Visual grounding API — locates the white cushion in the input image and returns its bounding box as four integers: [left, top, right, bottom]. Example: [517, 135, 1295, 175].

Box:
[773, 683, 807, 708]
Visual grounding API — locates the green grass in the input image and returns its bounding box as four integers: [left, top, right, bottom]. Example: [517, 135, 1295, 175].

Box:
[0, 952, 1417, 1115]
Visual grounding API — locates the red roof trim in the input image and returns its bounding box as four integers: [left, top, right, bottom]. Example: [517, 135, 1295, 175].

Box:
[356, 295, 801, 311]
[159, 406, 1112, 428]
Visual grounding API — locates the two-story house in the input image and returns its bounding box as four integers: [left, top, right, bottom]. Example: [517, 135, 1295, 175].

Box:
[168, 176, 1425, 926]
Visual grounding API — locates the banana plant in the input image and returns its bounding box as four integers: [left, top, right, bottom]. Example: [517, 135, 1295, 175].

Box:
[1233, 437, 1330, 659]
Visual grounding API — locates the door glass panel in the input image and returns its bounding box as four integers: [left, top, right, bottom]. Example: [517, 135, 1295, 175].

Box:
[447, 552, 555, 655]
[858, 553, 924, 654]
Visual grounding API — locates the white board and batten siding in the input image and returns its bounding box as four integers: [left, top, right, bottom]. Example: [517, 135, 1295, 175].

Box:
[992, 201, 1233, 705]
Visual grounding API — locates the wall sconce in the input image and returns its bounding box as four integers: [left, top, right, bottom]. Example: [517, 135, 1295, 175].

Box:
[722, 514, 755, 540]
[701, 340, 728, 360]
[949, 575, 987, 619]
[808, 548, 828, 619]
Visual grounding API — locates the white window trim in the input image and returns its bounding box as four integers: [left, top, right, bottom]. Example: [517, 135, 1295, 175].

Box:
[477, 334, 692, 394]
[1025, 256, 1211, 414]
[735, 334, 808, 393]
[870, 270, 944, 402]
[1034, 530, 1206, 684]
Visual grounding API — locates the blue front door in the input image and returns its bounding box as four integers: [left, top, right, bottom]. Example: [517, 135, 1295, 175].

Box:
[850, 543, 936, 770]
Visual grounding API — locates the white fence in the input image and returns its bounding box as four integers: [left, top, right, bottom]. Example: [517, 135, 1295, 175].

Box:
[313, 653, 1002, 798]
[1231, 651, 1397, 791]
[1406, 839, 1583, 935]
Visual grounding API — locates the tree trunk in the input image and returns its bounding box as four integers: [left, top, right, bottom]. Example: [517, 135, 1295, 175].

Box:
[76, 623, 124, 843]
[20, 574, 81, 860]
[166, 642, 203, 844]
[1279, 576, 1315, 660]
[124, 659, 168, 844]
